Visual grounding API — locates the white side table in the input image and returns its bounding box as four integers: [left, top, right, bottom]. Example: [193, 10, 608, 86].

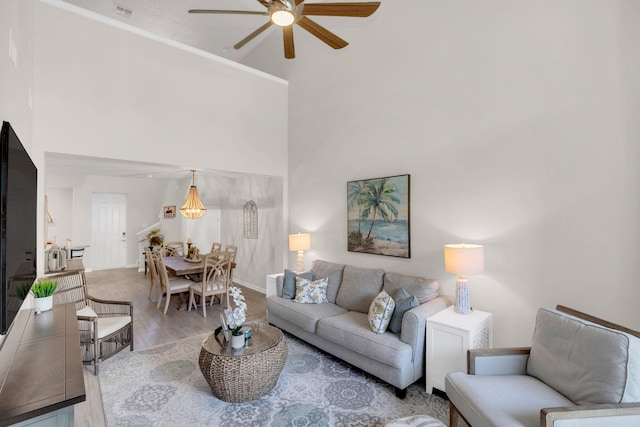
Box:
[426, 306, 492, 394]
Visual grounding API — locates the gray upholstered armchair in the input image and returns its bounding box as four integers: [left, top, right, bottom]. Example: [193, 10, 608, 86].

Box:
[445, 305, 640, 427]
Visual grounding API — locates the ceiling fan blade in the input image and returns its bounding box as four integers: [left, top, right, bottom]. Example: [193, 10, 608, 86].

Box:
[296, 16, 348, 49]
[188, 9, 268, 16]
[283, 25, 295, 59]
[301, 2, 380, 17]
[234, 21, 274, 49]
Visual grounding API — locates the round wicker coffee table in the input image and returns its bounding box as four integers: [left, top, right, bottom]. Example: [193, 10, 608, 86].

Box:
[199, 322, 287, 402]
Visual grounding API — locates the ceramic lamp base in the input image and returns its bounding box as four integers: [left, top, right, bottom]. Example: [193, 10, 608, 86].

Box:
[454, 277, 471, 315]
[295, 251, 305, 273]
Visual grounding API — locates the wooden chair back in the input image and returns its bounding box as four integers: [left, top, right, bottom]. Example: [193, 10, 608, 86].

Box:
[162, 241, 184, 257]
[210, 242, 222, 254]
[224, 245, 237, 263]
[50, 269, 88, 311]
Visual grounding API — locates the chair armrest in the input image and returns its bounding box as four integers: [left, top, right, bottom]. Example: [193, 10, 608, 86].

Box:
[87, 295, 133, 316]
[468, 347, 531, 375]
[541, 402, 640, 427]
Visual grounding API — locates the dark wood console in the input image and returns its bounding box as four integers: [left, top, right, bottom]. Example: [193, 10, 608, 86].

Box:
[0, 303, 85, 426]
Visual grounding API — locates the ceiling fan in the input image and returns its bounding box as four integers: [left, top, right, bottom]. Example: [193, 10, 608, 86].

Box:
[188, 0, 381, 59]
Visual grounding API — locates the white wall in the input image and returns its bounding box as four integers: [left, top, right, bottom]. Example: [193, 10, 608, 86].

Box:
[27, 0, 289, 282]
[244, 0, 640, 346]
[33, 0, 288, 177]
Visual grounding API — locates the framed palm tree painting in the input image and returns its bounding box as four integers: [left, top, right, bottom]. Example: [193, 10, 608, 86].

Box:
[347, 174, 410, 258]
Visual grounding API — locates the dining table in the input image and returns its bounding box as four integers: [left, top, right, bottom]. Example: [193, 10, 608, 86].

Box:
[163, 255, 206, 276]
[163, 255, 237, 280]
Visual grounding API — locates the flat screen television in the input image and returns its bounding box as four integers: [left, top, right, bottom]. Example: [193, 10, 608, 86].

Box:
[0, 121, 37, 335]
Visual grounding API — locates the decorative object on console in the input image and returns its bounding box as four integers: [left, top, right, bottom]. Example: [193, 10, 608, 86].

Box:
[347, 174, 410, 258]
[31, 279, 57, 313]
[224, 286, 247, 349]
[180, 170, 206, 219]
[444, 243, 484, 315]
[289, 232, 311, 273]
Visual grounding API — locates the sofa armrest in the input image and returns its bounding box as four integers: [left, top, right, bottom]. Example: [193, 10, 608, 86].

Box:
[401, 295, 451, 361]
[541, 402, 640, 427]
[468, 347, 531, 375]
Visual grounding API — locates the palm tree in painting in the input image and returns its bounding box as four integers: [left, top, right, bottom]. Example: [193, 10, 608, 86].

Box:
[347, 180, 367, 235]
[361, 178, 400, 240]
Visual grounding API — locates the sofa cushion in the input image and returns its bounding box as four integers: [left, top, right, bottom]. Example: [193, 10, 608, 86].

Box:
[368, 290, 395, 334]
[527, 308, 640, 404]
[266, 296, 347, 334]
[445, 372, 574, 427]
[311, 260, 346, 304]
[336, 266, 385, 313]
[282, 269, 312, 299]
[383, 272, 440, 304]
[294, 277, 329, 304]
[388, 288, 418, 335]
[317, 311, 413, 369]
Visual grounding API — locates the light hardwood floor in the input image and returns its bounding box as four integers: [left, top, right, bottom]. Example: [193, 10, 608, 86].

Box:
[74, 267, 267, 427]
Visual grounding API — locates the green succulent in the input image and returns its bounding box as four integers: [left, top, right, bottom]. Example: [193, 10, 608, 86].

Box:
[31, 279, 58, 298]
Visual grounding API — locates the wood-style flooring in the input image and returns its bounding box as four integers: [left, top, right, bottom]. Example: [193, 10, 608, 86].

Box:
[74, 267, 267, 427]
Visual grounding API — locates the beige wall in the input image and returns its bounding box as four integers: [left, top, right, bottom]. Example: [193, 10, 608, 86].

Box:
[244, 0, 640, 346]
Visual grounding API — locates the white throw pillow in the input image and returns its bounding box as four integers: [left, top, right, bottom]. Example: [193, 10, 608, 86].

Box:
[294, 277, 329, 304]
[368, 290, 395, 334]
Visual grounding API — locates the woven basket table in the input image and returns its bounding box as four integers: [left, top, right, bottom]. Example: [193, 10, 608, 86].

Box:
[199, 322, 287, 402]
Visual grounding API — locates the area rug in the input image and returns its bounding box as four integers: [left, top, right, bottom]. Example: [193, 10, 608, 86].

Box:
[99, 332, 449, 426]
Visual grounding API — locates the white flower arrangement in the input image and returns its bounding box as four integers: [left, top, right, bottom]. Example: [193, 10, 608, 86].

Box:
[224, 286, 247, 336]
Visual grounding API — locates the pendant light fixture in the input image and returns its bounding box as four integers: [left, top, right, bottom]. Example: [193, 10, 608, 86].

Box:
[180, 170, 206, 219]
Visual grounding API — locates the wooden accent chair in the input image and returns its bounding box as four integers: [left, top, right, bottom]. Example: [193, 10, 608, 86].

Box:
[188, 252, 232, 317]
[51, 269, 133, 375]
[446, 305, 640, 427]
[153, 252, 192, 314]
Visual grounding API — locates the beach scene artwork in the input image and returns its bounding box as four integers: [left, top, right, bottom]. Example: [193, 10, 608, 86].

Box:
[347, 174, 410, 258]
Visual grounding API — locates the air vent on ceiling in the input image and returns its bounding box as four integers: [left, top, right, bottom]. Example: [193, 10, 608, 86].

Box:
[114, 5, 133, 18]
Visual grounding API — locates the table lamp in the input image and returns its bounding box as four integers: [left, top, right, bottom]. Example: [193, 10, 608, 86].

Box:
[444, 243, 485, 314]
[289, 233, 311, 273]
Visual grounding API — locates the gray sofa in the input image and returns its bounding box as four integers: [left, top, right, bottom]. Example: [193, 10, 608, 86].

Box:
[266, 259, 451, 398]
[446, 305, 640, 426]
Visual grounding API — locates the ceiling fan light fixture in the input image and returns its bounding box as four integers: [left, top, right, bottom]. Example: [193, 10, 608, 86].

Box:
[180, 170, 207, 219]
[271, 10, 294, 26]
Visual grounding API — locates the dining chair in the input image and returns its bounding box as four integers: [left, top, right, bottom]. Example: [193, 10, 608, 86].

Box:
[210, 242, 222, 254]
[154, 252, 192, 314]
[144, 248, 161, 301]
[51, 269, 133, 375]
[162, 241, 185, 257]
[188, 252, 231, 317]
[224, 244, 238, 263]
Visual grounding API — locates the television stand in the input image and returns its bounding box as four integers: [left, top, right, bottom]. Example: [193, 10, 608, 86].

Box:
[0, 303, 85, 426]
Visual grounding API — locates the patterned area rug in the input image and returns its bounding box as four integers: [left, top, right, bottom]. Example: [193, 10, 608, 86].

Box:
[99, 332, 449, 426]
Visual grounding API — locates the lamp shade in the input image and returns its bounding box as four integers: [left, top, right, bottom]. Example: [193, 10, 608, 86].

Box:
[289, 233, 311, 251]
[444, 244, 484, 275]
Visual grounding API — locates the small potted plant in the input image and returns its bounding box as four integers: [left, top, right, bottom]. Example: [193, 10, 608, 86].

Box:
[143, 229, 164, 249]
[224, 286, 248, 349]
[31, 279, 58, 312]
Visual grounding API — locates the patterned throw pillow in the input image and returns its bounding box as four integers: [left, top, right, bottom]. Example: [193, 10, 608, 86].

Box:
[368, 290, 395, 334]
[294, 277, 329, 304]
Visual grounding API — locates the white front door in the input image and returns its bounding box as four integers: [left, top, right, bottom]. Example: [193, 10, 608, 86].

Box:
[92, 193, 127, 270]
